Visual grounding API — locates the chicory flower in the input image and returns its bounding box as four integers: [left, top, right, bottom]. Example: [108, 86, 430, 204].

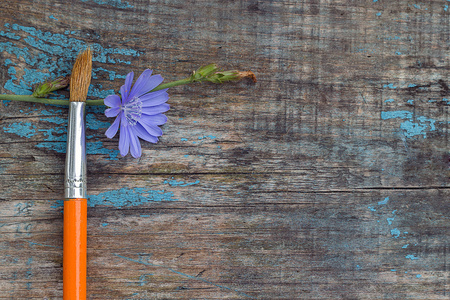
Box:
[104, 69, 169, 158]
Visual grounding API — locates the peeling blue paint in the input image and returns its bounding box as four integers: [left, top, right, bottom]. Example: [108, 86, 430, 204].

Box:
[4, 122, 36, 138]
[86, 114, 111, 130]
[381, 110, 437, 138]
[89, 187, 176, 208]
[87, 141, 120, 160]
[0, 23, 140, 97]
[383, 83, 397, 89]
[41, 117, 66, 125]
[405, 254, 419, 260]
[80, 0, 134, 9]
[391, 228, 401, 238]
[378, 197, 389, 205]
[4, 120, 119, 160]
[164, 177, 200, 187]
[198, 135, 217, 140]
[384, 98, 394, 103]
[48, 15, 58, 21]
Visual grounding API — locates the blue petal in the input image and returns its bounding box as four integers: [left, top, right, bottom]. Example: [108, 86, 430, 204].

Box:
[104, 94, 121, 108]
[141, 103, 170, 115]
[105, 107, 121, 117]
[134, 123, 158, 143]
[128, 71, 164, 100]
[140, 88, 168, 100]
[120, 71, 134, 103]
[140, 91, 169, 107]
[105, 116, 121, 138]
[119, 115, 130, 156]
[129, 127, 142, 158]
[146, 113, 167, 125]
[138, 119, 163, 137]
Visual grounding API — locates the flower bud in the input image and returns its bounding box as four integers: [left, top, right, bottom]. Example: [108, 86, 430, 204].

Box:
[32, 75, 70, 98]
[207, 70, 257, 83]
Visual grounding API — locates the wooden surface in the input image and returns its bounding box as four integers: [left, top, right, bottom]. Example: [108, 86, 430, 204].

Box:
[0, 0, 449, 299]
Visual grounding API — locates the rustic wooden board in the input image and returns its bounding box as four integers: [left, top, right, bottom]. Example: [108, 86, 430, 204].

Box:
[0, 0, 448, 299]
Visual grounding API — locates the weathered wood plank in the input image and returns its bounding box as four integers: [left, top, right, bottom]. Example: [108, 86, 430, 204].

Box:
[0, 0, 448, 299]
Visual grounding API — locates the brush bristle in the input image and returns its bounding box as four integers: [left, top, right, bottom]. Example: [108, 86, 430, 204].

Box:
[69, 48, 92, 102]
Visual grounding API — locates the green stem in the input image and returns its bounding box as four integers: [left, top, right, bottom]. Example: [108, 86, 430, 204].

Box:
[0, 94, 72, 105]
[0, 77, 193, 106]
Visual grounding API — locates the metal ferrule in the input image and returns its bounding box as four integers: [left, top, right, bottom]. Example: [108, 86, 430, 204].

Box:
[64, 102, 87, 199]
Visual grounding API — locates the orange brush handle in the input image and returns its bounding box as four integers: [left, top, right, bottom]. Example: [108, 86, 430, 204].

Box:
[63, 198, 87, 300]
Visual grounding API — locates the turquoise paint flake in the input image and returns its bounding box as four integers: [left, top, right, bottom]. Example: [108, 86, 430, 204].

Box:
[383, 83, 397, 89]
[4, 122, 36, 138]
[164, 177, 200, 187]
[198, 135, 217, 140]
[88, 187, 176, 208]
[391, 228, 401, 238]
[405, 254, 419, 260]
[384, 98, 394, 103]
[376, 12, 381, 16]
[36, 141, 66, 153]
[80, 0, 134, 8]
[378, 197, 389, 205]
[402, 244, 409, 248]
[86, 141, 120, 160]
[416, 274, 422, 278]
[0, 23, 140, 96]
[92, 67, 127, 80]
[0, 31, 20, 40]
[48, 15, 58, 20]
[86, 114, 111, 130]
[88, 85, 116, 98]
[41, 117, 66, 125]
[381, 110, 437, 138]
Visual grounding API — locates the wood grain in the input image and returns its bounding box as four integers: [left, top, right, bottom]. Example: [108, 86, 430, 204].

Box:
[0, 0, 448, 299]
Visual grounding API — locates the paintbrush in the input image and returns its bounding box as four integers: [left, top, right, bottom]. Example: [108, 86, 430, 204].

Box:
[64, 48, 92, 300]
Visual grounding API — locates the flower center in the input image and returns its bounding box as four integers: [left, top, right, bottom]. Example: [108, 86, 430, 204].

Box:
[121, 96, 142, 126]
